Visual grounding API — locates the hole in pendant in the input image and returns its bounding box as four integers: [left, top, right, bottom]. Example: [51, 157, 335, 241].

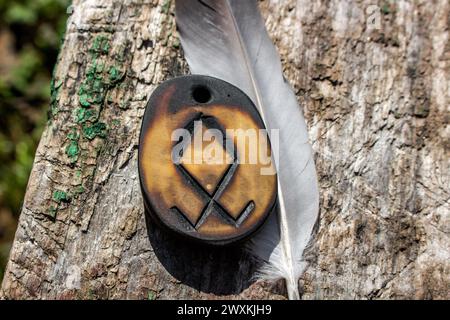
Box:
[192, 85, 212, 104]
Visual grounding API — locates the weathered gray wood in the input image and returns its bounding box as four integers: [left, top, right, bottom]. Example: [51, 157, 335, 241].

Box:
[1, 0, 449, 299]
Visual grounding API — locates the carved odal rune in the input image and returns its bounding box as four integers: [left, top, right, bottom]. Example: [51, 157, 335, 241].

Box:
[172, 159, 256, 230]
[138, 75, 277, 245]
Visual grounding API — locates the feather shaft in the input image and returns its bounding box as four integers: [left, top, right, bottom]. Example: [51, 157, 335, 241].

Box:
[175, 0, 319, 300]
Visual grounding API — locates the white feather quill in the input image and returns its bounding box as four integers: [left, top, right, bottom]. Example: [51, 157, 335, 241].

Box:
[175, 0, 319, 299]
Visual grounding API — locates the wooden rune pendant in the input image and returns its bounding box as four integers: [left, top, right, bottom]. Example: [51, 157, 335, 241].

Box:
[139, 75, 277, 245]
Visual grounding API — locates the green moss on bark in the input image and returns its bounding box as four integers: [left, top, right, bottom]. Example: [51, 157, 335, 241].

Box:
[52, 190, 70, 203]
[82, 122, 107, 140]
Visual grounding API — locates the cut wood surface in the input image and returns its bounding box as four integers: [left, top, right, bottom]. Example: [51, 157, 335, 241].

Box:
[1, 0, 449, 299]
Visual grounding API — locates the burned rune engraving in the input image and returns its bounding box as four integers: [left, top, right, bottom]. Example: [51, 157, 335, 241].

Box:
[171, 159, 255, 230]
[139, 75, 277, 244]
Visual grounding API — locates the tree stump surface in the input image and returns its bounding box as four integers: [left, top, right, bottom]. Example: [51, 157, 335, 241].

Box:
[1, 0, 448, 299]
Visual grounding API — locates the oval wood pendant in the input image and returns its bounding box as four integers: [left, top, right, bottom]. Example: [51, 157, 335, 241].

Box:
[139, 75, 277, 245]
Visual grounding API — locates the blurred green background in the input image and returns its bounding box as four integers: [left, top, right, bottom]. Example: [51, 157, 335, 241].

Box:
[0, 0, 70, 282]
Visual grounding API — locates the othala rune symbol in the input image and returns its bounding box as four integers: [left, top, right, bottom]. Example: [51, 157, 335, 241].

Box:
[171, 159, 255, 230]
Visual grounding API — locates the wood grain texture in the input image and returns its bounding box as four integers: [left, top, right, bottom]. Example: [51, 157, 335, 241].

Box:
[1, 0, 449, 299]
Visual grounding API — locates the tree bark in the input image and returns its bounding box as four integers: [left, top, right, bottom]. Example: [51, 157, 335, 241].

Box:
[1, 0, 449, 299]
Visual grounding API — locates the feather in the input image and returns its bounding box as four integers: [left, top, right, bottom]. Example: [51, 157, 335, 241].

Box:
[175, 0, 319, 299]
